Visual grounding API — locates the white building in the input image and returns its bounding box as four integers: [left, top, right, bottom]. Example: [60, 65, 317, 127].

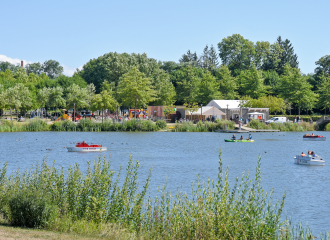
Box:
[206, 100, 269, 122]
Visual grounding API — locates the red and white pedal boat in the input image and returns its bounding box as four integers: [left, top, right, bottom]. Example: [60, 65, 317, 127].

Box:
[67, 141, 107, 152]
[303, 134, 326, 141]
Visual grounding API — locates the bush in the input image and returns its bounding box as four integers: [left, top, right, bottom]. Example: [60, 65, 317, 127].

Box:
[325, 123, 330, 131]
[9, 190, 57, 228]
[22, 119, 48, 131]
[155, 120, 167, 129]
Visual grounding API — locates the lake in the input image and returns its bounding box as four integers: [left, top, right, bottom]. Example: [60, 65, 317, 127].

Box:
[0, 131, 329, 234]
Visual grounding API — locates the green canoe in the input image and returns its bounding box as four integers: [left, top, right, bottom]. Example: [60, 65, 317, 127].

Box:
[224, 139, 254, 142]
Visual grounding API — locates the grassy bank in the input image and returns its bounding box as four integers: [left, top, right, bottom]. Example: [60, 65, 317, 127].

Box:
[248, 119, 315, 131]
[0, 152, 327, 239]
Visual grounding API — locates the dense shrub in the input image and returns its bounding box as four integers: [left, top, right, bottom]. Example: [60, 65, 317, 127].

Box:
[155, 120, 167, 129]
[9, 190, 57, 228]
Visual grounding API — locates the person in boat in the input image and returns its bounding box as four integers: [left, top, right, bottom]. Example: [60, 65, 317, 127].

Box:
[308, 150, 312, 155]
[311, 151, 316, 157]
[239, 135, 244, 140]
[311, 133, 315, 136]
[301, 152, 306, 156]
[248, 134, 252, 140]
[231, 134, 236, 140]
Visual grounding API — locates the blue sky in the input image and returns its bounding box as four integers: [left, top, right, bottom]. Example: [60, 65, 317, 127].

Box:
[1, 0, 329, 75]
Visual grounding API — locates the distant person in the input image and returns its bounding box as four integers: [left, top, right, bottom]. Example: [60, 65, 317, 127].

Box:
[239, 135, 244, 140]
[248, 134, 252, 140]
[310, 118, 313, 124]
[301, 152, 306, 156]
[311, 133, 315, 136]
[231, 134, 236, 140]
[308, 150, 312, 155]
[311, 151, 316, 157]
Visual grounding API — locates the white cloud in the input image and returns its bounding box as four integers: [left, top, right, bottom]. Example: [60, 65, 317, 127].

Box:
[62, 65, 76, 76]
[0, 55, 79, 77]
[0, 55, 31, 66]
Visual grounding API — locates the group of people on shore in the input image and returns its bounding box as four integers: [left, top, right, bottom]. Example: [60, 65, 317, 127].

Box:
[231, 134, 252, 141]
[301, 150, 316, 157]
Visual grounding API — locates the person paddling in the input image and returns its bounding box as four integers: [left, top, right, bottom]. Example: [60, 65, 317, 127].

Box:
[231, 134, 236, 140]
[248, 134, 252, 140]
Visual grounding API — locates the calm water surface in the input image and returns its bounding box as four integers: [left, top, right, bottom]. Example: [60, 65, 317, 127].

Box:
[0, 131, 329, 234]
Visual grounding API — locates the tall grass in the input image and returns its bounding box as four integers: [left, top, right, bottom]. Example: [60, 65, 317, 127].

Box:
[248, 119, 315, 131]
[0, 119, 49, 132]
[172, 119, 235, 132]
[1, 151, 321, 239]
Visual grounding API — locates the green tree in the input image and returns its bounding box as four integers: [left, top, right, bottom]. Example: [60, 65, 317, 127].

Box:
[184, 102, 199, 120]
[276, 36, 299, 74]
[218, 34, 255, 75]
[117, 67, 157, 118]
[2, 87, 20, 121]
[150, 69, 176, 106]
[79, 52, 160, 92]
[172, 66, 202, 105]
[16, 83, 33, 117]
[278, 65, 318, 117]
[37, 87, 51, 111]
[238, 66, 267, 98]
[215, 65, 238, 99]
[0, 61, 19, 72]
[91, 89, 117, 123]
[197, 71, 221, 105]
[25, 62, 43, 75]
[315, 55, 330, 76]
[66, 84, 89, 110]
[42, 60, 63, 79]
[241, 96, 287, 114]
[2, 84, 32, 120]
[48, 86, 66, 116]
[179, 50, 198, 63]
[253, 41, 271, 70]
[262, 43, 283, 72]
[317, 73, 330, 114]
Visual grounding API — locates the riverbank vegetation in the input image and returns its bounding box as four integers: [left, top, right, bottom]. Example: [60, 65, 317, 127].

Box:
[248, 119, 315, 131]
[172, 119, 235, 132]
[1, 151, 325, 239]
[1, 35, 330, 122]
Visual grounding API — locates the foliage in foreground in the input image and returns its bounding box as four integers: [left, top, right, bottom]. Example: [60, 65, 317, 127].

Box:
[248, 119, 315, 131]
[0, 152, 299, 239]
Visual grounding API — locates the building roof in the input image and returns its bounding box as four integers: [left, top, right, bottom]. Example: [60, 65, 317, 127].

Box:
[206, 100, 242, 109]
[188, 106, 225, 115]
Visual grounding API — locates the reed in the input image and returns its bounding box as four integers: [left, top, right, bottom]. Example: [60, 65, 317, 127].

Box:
[0, 119, 49, 132]
[248, 119, 315, 131]
[172, 120, 235, 132]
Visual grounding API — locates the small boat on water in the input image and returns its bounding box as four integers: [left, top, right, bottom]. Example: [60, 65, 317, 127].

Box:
[303, 134, 326, 141]
[67, 141, 107, 152]
[224, 139, 254, 142]
[294, 154, 325, 166]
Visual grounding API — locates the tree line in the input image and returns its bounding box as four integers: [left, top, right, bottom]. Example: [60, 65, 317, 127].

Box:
[1, 34, 330, 116]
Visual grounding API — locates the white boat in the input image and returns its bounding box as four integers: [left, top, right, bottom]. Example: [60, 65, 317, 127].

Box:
[67, 141, 107, 152]
[294, 155, 325, 166]
[303, 135, 326, 141]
